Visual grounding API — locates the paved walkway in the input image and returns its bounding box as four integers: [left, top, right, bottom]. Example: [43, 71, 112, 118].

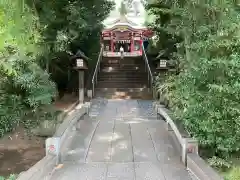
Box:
[49, 99, 193, 180]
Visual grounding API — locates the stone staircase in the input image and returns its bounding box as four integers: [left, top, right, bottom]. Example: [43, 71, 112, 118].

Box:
[95, 57, 152, 99]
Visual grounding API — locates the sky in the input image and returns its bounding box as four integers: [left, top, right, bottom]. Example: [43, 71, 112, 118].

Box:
[104, 0, 146, 26]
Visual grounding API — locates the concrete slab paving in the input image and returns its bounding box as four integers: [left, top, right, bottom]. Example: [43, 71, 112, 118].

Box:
[48, 99, 194, 180]
[131, 123, 157, 162]
[63, 116, 99, 163]
[50, 162, 108, 180]
[135, 162, 165, 180]
[86, 121, 114, 162]
[106, 163, 135, 180]
[110, 123, 133, 162]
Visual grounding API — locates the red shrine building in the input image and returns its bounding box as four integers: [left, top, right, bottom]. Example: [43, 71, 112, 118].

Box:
[101, 15, 153, 57]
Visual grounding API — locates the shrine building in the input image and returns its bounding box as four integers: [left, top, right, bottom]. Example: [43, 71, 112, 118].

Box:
[101, 15, 153, 57]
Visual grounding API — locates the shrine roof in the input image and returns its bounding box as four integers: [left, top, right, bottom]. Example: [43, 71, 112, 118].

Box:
[70, 49, 89, 61]
[103, 0, 147, 30]
[110, 15, 137, 25]
[103, 15, 146, 30]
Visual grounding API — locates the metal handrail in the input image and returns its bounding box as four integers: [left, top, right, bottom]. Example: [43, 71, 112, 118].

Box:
[91, 45, 103, 97]
[142, 44, 153, 91]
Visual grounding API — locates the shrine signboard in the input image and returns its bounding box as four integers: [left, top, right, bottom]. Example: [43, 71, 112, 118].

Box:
[45, 137, 60, 156]
[103, 51, 141, 57]
[159, 60, 167, 67]
[116, 26, 128, 32]
[157, 60, 167, 68]
[103, 37, 111, 40]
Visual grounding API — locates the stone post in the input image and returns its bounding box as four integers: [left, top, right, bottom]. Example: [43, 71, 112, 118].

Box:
[79, 71, 84, 104]
[186, 138, 198, 154]
[75, 58, 88, 103]
[181, 138, 198, 165]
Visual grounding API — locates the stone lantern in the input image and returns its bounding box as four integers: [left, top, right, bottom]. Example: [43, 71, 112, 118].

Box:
[73, 56, 88, 104]
[74, 58, 88, 70]
[156, 59, 168, 70]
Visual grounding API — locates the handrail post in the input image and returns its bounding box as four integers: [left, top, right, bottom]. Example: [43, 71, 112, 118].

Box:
[142, 44, 153, 94]
[95, 73, 97, 84]
[92, 82, 94, 97]
[91, 45, 103, 99]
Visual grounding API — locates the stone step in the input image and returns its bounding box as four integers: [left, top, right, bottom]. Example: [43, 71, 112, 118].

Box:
[95, 88, 150, 93]
[100, 68, 146, 73]
[98, 80, 147, 84]
[98, 76, 148, 80]
[95, 93, 152, 100]
[95, 88, 152, 99]
[101, 65, 145, 69]
[98, 73, 147, 78]
[98, 57, 150, 89]
[97, 76, 148, 80]
[101, 66, 145, 71]
[101, 63, 145, 67]
[96, 82, 149, 88]
[100, 68, 146, 72]
[97, 80, 148, 84]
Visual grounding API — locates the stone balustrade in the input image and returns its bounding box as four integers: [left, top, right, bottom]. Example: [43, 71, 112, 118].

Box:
[153, 102, 224, 180]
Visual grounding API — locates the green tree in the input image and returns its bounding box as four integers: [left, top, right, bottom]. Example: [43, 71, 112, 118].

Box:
[0, 0, 57, 136]
[147, 0, 240, 157]
[30, 0, 114, 93]
[0, 0, 114, 136]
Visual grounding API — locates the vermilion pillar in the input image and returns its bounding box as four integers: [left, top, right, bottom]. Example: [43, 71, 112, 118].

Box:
[130, 38, 134, 52]
[111, 39, 114, 52]
[139, 40, 143, 55]
[129, 33, 133, 52]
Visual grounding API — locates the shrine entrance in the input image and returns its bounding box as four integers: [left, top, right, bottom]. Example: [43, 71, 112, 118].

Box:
[101, 15, 154, 58]
[114, 40, 131, 52]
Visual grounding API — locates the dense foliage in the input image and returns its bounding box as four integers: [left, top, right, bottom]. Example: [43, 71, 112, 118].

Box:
[225, 167, 240, 180]
[30, 0, 114, 93]
[0, 0, 113, 136]
[146, 0, 240, 159]
[0, 1, 56, 136]
[0, 174, 17, 180]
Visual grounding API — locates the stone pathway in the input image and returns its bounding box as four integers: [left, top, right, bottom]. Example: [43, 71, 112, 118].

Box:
[49, 99, 194, 180]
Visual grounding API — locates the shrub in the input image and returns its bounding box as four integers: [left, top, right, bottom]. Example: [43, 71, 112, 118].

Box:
[0, 1, 57, 136]
[208, 156, 232, 170]
[225, 167, 240, 180]
[149, 0, 240, 157]
[0, 174, 17, 180]
[167, 55, 240, 156]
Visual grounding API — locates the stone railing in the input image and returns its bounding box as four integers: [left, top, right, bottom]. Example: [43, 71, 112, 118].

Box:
[17, 101, 91, 180]
[153, 102, 224, 180]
